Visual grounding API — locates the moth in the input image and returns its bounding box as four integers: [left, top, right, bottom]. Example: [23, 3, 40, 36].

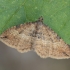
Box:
[0, 17, 70, 59]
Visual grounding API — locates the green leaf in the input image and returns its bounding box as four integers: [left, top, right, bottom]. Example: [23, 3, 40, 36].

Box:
[0, 0, 70, 44]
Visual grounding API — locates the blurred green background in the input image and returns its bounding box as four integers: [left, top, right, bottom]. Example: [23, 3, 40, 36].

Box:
[0, 0, 70, 70]
[0, 0, 70, 44]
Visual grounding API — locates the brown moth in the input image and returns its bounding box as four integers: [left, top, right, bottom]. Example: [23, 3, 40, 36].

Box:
[0, 17, 70, 59]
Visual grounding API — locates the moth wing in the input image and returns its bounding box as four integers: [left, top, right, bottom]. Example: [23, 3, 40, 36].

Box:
[49, 39, 70, 59]
[0, 23, 36, 53]
[34, 23, 70, 59]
